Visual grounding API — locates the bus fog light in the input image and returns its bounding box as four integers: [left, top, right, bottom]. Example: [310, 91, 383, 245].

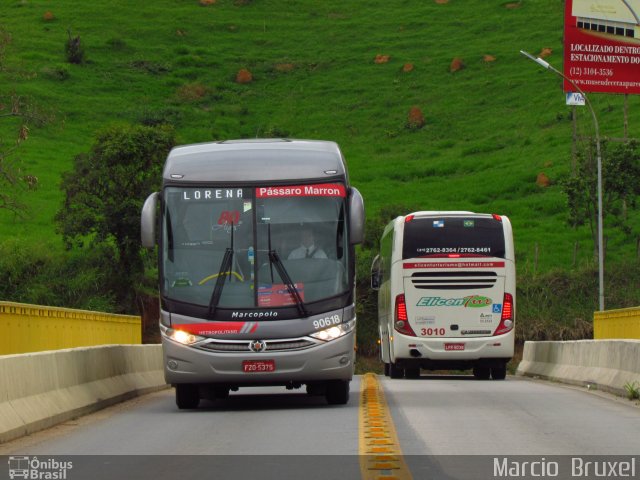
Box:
[167, 360, 179, 370]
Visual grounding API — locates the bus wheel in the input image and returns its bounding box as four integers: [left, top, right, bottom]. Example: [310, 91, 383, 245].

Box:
[384, 363, 390, 377]
[326, 380, 350, 405]
[473, 367, 491, 380]
[491, 365, 507, 380]
[405, 367, 420, 379]
[176, 384, 200, 409]
[389, 363, 404, 379]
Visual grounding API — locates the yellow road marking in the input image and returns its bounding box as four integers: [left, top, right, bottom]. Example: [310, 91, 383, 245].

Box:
[359, 373, 413, 480]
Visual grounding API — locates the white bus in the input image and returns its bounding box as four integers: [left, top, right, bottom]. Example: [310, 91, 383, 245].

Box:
[370, 211, 515, 380]
[141, 139, 364, 408]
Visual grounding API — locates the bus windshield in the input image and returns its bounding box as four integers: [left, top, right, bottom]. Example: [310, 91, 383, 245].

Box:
[161, 184, 349, 311]
[402, 216, 506, 259]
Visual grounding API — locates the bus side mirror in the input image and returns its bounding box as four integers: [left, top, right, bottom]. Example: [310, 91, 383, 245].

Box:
[349, 187, 365, 245]
[370, 254, 381, 290]
[141, 192, 159, 248]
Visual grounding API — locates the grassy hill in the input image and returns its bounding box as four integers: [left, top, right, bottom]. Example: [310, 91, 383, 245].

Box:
[1, 1, 639, 283]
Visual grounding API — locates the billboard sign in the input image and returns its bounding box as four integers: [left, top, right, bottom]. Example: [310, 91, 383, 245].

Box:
[564, 0, 640, 94]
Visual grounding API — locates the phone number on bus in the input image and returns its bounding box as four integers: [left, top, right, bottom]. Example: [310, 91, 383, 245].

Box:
[416, 247, 492, 254]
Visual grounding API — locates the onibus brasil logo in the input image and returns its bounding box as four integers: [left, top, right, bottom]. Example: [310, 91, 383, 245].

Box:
[417, 295, 492, 307]
[8, 456, 73, 480]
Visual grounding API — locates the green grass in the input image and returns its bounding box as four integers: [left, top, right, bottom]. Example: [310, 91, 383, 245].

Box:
[1, 0, 640, 273]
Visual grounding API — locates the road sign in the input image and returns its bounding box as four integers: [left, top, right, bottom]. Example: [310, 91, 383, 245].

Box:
[566, 92, 586, 106]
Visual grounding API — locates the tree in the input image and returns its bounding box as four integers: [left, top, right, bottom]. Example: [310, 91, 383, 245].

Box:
[563, 140, 640, 256]
[55, 124, 175, 310]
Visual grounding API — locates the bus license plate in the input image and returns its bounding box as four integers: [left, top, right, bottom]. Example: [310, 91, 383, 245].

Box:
[444, 343, 465, 351]
[242, 360, 276, 372]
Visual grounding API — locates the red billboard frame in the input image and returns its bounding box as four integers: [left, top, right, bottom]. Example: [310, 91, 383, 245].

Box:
[564, 0, 640, 94]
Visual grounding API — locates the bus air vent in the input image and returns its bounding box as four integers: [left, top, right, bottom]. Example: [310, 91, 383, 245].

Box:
[197, 338, 317, 353]
[410, 271, 498, 290]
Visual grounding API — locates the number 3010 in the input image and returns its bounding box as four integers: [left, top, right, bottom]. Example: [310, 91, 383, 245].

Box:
[421, 328, 445, 336]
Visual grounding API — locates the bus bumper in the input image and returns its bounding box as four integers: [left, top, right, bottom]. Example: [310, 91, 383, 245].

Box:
[162, 331, 356, 386]
[392, 330, 515, 366]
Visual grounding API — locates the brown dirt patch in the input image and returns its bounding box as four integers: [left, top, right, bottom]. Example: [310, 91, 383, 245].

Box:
[536, 172, 551, 187]
[407, 106, 426, 129]
[450, 57, 465, 73]
[236, 68, 253, 84]
[538, 48, 553, 58]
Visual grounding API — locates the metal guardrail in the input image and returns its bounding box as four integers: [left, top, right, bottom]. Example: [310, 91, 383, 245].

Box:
[0, 301, 141, 355]
[594, 306, 640, 339]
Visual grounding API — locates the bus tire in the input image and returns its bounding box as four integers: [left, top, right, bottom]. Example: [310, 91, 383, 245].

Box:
[389, 362, 404, 379]
[326, 380, 350, 405]
[405, 367, 420, 379]
[176, 384, 200, 409]
[383, 363, 390, 377]
[491, 365, 507, 380]
[473, 367, 491, 380]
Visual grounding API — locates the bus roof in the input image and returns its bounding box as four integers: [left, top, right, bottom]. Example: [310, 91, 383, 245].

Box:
[407, 211, 479, 217]
[163, 139, 347, 184]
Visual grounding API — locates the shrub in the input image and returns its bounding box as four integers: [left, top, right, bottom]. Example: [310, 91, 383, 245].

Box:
[65, 30, 85, 64]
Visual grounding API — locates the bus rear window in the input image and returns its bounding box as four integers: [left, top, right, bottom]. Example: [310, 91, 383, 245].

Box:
[402, 217, 506, 259]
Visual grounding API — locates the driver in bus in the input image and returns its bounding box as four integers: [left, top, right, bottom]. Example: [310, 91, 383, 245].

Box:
[288, 227, 327, 259]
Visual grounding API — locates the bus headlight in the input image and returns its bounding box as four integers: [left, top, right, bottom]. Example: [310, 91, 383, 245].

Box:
[310, 319, 356, 342]
[160, 324, 205, 345]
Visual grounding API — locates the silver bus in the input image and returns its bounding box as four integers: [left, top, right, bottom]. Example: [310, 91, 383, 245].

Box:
[141, 139, 364, 408]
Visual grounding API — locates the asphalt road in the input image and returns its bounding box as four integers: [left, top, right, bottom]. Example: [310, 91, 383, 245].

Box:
[1, 375, 638, 480]
[382, 374, 640, 455]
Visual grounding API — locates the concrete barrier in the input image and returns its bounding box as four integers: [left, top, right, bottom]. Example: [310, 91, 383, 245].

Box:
[516, 340, 640, 397]
[0, 345, 167, 444]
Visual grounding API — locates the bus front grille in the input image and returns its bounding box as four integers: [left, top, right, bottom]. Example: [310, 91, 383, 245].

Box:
[196, 338, 317, 353]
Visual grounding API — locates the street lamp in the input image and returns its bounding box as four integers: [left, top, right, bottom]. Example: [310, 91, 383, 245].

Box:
[520, 50, 604, 311]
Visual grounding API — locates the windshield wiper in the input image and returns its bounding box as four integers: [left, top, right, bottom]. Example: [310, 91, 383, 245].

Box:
[268, 249, 308, 318]
[265, 223, 308, 317]
[208, 223, 234, 316]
